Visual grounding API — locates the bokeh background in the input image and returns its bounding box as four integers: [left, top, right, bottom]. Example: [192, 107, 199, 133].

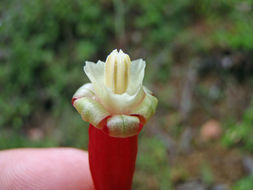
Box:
[1, 0, 253, 189]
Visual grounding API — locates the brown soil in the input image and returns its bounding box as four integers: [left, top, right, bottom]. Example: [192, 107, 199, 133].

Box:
[171, 143, 245, 185]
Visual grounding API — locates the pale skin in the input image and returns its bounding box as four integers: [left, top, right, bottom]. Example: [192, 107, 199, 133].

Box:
[0, 148, 95, 190]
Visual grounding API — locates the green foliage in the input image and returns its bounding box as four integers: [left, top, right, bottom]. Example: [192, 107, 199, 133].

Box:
[201, 163, 214, 186]
[232, 175, 253, 190]
[134, 136, 172, 190]
[0, 0, 112, 130]
[222, 101, 253, 152]
[129, 0, 193, 48]
[1, 0, 253, 133]
[0, 132, 58, 149]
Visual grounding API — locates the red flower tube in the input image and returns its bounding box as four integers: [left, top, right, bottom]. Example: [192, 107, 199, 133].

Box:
[89, 124, 138, 190]
[72, 49, 158, 190]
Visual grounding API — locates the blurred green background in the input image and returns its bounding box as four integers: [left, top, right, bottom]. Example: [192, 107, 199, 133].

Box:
[1, 0, 253, 189]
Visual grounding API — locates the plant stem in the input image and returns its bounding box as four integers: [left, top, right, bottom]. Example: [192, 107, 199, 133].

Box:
[88, 124, 138, 190]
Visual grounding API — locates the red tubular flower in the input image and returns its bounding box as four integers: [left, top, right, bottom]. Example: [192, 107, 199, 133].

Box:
[72, 50, 157, 189]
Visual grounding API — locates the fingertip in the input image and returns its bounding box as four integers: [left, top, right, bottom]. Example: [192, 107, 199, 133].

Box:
[0, 148, 94, 190]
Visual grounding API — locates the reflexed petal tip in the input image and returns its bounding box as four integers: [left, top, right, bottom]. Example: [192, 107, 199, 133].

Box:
[131, 92, 158, 124]
[73, 97, 110, 128]
[73, 83, 95, 99]
[106, 115, 141, 137]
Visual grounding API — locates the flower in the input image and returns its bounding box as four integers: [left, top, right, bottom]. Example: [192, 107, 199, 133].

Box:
[72, 49, 157, 137]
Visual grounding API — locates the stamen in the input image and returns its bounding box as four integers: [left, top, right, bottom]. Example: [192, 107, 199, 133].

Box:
[105, 49, 131, 94]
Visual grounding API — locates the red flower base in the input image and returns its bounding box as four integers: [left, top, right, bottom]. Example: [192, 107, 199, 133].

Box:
[88, 125, 138, 190]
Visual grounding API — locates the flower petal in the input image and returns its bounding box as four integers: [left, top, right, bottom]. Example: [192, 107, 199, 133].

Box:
[127, 59, 146, 95]
[73, 97, 110, 128]
[83, 60, 146, 115]
[131, 92, 158, 123]
[84, 60, 105, 87]
[102, 87, 145, 114]
[106, 115, 140, 137]
[73, 83, 95, 99]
